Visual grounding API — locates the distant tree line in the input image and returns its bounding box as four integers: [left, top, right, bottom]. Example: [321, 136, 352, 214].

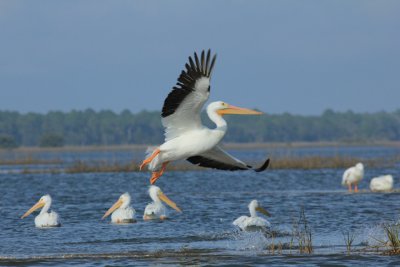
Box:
[0, 109, 399, 148]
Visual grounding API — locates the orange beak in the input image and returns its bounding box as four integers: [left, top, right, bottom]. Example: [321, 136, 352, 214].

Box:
[217, 104, 262, 115]
[102, 199, 123, 220]
[158, 191, 182, 213]
[21, 199, 45, 219]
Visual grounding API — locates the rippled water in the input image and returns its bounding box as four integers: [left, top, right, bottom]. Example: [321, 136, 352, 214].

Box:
[1, 147, 400, 265]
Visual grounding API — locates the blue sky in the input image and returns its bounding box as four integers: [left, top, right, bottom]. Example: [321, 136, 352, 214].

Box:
[0, 1, 399, 115]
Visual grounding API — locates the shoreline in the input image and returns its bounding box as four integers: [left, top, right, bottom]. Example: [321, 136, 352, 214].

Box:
[1, 141, 400, 153]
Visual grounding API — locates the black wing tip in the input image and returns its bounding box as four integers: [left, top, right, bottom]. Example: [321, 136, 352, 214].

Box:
[161, 49, 216, 118]
[187, 155, 247, 171]
[190, 49, 217, 77]
[254, 158, 270, 172]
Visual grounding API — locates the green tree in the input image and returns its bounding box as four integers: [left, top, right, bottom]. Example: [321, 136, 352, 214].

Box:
[39, 133, 64, 147]
[0, 134, 18, 149]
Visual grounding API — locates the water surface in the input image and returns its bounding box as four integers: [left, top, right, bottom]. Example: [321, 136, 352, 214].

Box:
[0, 147, 400, 265]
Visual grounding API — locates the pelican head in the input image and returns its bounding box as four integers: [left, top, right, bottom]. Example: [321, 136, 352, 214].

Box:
[102, 192, 132, 220]
[207, 101, 262, 116]
[149, 185, 181, 212]
[355, 162, 364, 170]
[249, 199, 271, 218]
[21, 194, 52, 219]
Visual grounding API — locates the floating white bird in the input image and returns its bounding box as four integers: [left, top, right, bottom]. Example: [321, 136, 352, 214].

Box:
[102, 192, 136, 224]
[21, 194, 60, 227]
[342, 162, 364, 192]
[139, 50, 270, 184]
[143, 185, 181, 220]
[370, 175, 393, 192]
[233, 200, 271, 231]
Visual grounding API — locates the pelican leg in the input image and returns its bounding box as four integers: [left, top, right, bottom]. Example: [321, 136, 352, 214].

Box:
[354, 184, 359, 192]
[348, 183, 352, 192]
[150, 162, 169, 184]
[140, 149, 160, 170]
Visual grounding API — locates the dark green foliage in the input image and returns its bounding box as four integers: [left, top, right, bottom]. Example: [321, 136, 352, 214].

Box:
[39, 133, 64, 147]
[0, 109, 399, 147]
[0, 134, 18, 149]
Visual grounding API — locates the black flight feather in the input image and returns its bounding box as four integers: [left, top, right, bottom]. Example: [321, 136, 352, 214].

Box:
[162, 49, 217, 118]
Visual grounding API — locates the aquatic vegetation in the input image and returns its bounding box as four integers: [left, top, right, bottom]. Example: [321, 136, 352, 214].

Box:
[368, 222, 400, 255]
[342, 230, 356, 254]
[1, 153, 398, 174]
[382, 223, 400, 254]
[292, 208, 313, 254]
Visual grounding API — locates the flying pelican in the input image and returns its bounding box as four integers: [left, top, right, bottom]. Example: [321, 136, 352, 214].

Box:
[342, 162, 364, 192]
[102, 192, 136, 224]
[233, 200, 271, 231]
[143, 185, 181, 220]
[139, 49, 270, 184]
[370, 175, 393, 192]
[21, 194, 60, 227]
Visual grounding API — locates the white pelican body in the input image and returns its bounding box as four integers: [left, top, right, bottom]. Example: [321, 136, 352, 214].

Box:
[140, 50, 270, 184]
[102, 193, 136, 224]
[143, 185, 181, 220]
[233, 200, 271, 231]
[370, 175, 393, 192]
[21, 194, 60, 227]
[342, 163, 364, 192]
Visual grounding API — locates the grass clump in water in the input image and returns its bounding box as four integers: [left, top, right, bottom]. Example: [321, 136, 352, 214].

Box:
[342, 230, 356, 254]
[369, 222, 400, 255]
[383, 223, 400, 254]
[292, 207, 313, 254]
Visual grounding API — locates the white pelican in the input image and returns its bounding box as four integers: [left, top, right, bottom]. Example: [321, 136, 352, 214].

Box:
[342, 162, 364, 192]
[233, 200, 271, 231]
[102, 192, 136, 224]
[370, 175, 393, 192]
[21, 194, 60, 227]
[143, 185, 181, 220]
[139, 49, 270, 184]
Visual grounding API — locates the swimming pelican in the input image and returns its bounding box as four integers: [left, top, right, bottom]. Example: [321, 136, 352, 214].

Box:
[370, 175, 393, 192]
[139, 49, 270, 184]
[102, 193, 136, 224]
[342, 162, 364, 192]
[21, 194, 60, 227]
[143, 185, 181, 220]
[233, 200, 271, 231]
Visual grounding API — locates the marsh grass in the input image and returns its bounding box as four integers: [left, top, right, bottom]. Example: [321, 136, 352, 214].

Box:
[269, 155, 396, 169]
[0, 157, 62, 165]
[65, 161, 139, 173]
[268, 233, 275, 255]
[1, 154, 398, 174]
[382, 223, 400, 254]
[368, 222, 400, 255]
[64, 160, 204, 174]
[292, 208, 313, 254]
[342, 230, 356, 254]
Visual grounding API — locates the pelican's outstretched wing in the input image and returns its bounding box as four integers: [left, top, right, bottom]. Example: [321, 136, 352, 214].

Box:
[187, 146, 270, 172]
[161, 50, 217, 141]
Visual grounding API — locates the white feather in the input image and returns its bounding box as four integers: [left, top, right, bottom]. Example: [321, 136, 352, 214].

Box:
[342, 163, 364, 186]
[233, 200, 271, 231]
[370, 175, 394, 192]
[162, 77, 210, 142]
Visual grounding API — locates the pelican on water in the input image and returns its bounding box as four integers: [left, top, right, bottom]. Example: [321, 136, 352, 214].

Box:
[21, 194, 60, 227]
[233, 200, 271, 231]
[102, 193, 136, 224]
[370, 175, 393, 192]
[342, 162, 364, 192]
[143, 185, 181, 220]
[139, 49, 270, 184]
